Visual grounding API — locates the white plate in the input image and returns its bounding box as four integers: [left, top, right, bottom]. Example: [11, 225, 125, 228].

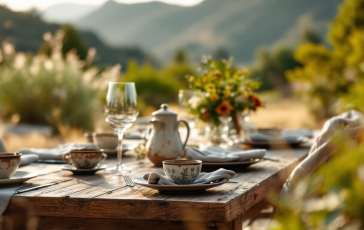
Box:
[240, 138, 308, 148]
[202, 158, 263, 168]
[0, 171, 38, 185]
[133, 177, 228, 194]
[61, 165, 107, 174]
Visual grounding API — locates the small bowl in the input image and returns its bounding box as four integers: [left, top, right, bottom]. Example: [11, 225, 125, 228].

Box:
[92, 132, 118, 149]
[0, 153, 22, 179]
[257, 128, 281, 137]
[162, 160, 202, 184]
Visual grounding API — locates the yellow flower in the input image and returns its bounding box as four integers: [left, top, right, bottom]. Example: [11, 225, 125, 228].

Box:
[204, 83, 215, 92]
[241, 69, 250, 76]
[215, 101, 233, 115]
[223, 90, 231, 98]
[209, 93, 219, 101]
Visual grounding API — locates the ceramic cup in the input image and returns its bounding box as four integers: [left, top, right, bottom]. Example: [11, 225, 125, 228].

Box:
[162, 160, 202, 184]
[0, 153, 21, 179]
[92, 132, 118, 149]
[62, 149, 107, 169]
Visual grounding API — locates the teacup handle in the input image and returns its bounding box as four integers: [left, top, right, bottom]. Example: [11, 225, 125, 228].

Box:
[177, 120, 190, 149]
[100, 153, 108, 164]
[62, 153, 73, 166]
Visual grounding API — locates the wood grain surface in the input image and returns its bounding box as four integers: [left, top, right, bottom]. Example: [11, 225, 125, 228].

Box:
[3, 147, 309, 229]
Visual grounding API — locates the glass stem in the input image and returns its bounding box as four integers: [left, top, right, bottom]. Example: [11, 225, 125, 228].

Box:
[117, 130, 124, 167]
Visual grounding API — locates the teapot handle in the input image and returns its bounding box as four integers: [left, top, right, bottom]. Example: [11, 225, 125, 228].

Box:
[177, 120, 190, 149]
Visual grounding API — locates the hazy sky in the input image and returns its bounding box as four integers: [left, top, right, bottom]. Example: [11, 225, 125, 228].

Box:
[0, 0, 204, 11]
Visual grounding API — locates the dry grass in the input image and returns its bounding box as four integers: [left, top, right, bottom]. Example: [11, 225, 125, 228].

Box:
[249, 99, 321, 129]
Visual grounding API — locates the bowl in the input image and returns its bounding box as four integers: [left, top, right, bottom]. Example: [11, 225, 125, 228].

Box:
[92, 132, 118, 149]
[256, 128, 281, 137]
[0, 153, 22, 179]
[162, 160, 202, 184]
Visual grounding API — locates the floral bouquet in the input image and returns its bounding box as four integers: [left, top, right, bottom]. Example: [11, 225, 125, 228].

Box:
[186, 56, 262, 135]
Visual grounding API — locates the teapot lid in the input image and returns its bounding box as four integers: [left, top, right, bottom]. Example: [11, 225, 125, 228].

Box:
[152, 104, 176, 116]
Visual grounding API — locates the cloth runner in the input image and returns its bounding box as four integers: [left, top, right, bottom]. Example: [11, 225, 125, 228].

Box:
[143, 168, 235, 185]
[281, 110, 364, 195]
[186, 146, 266, 162]
[18, 142, 96, 160]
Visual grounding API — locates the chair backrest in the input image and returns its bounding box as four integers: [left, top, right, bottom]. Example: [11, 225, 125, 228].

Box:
[281, 110, 364, 195]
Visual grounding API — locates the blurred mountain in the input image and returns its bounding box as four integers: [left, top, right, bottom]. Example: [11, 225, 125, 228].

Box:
[41, 3, 99, 23]
[75, 0, 343, 63]
[0, 5, 156, 68]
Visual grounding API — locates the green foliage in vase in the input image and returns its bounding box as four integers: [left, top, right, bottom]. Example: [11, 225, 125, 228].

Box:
[271, 133, 364, 230]
[286, 0, 364, 120]
[187, 56, 262, 126]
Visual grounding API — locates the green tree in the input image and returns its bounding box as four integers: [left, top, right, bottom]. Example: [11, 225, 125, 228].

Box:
[61, 25, 88, 60]
[286, 0, 364, 120]
[163, 49, 195, 89]
[38, 25, 88, 60]
[251, 46, 301, 97]
[122, 60, 179, 115]
[302, 28, 322, 44]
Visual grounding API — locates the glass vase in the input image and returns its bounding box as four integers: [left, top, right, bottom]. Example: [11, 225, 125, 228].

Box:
[205, 116, 231, 148]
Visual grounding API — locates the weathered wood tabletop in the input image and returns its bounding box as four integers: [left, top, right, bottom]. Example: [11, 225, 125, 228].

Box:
[4, 147, 309, 230]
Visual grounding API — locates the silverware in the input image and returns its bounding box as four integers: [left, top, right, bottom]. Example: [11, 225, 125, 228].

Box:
[227, 180, 238, 183]
[263, 157, 280, 162]
[123, 175, 135, 187]
[15, 182, 58, 194]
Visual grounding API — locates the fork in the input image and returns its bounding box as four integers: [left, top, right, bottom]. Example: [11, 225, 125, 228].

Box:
[123, 175, 135, 187]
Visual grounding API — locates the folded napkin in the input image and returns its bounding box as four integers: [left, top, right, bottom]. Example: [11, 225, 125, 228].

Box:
[186, 146, 265, 162]
[281, 110, 364, 195]
[18, 142, 96, 160]
[0, 185, 25, 219]
[143, 168, 235, 185]
[19, 154, 39, 166]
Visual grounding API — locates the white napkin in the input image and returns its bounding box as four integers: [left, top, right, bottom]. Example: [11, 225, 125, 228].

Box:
[17, 142, 96, 160]
[0, 185, 25, 218]
[143, 168, 235, 185]
[19, 154, 39, 166]
[185, 146, 266, 162]
[0, 139, 7, 152]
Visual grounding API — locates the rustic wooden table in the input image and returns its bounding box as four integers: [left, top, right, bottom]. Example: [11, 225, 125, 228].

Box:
[4, 147, 309, 230]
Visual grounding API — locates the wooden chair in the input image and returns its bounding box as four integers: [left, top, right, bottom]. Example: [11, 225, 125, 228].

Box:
[245, 110, 364, 229]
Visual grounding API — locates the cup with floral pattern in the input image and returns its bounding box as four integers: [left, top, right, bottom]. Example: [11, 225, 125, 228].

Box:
[162, 160, 202, 184]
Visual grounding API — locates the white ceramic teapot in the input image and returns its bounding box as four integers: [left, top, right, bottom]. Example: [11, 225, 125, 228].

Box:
[146, 104, 190, 166]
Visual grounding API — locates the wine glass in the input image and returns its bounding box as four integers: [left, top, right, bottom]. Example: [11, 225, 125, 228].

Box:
[104, 82, 138, 173]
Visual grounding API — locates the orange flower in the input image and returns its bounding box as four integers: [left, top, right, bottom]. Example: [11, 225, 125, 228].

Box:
[215, 101, 233, 115]
[200, 108, 210, 121]
[249, 94, 263, 108]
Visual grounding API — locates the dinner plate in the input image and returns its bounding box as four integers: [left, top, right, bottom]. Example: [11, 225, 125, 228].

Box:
[202, 158, 263, 170]
[0, 171, 38, 185]
[133, 177, 228, 194]
[239, 138, 308, 148]
[61, 165, 107, 174]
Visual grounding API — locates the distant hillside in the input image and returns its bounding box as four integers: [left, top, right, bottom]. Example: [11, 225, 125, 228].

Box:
[42, 3, 99, 23]
[0, 6, 156, 68]
[75, 0, 343, 64]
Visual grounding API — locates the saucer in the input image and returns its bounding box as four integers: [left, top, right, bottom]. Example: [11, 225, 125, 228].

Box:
[202, 158, 263, 170]
[133, 177, 228, 194]
[0, 171, 38, 185]
[61, 165, 107, 174]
